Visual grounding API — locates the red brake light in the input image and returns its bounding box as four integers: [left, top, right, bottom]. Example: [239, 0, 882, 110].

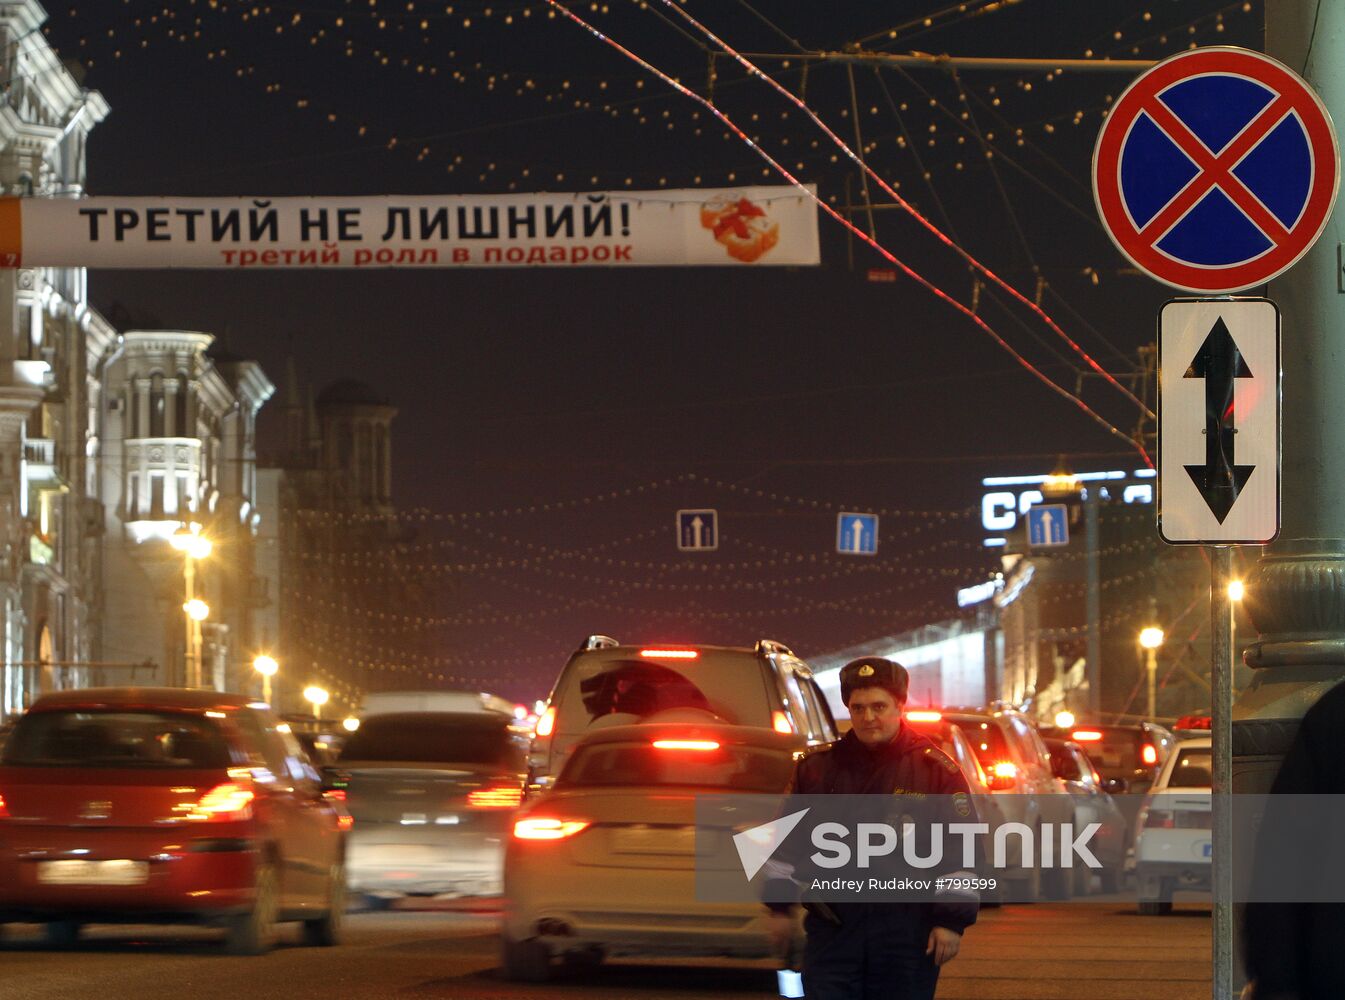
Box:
[187, 782, 255, 822]
[0, 792, 8, 819]
[639, 649, 699, 659]
[513, 817, 590, 840]
[651, 739, 720, 751]
[905, 711, 943, 723]
[467, 784, 524, 809]
[535, 706, 555, 738]
[1072, 730, 1103, 742]
[986, 761, 1018, 790]
[772, 711, 794, 734]
[323, 789, 347, 803]
[1141, 744, 1158, 766]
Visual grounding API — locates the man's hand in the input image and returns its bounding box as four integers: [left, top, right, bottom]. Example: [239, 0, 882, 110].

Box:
[926, 926, 961, 966]
[766, 910, 796, 959]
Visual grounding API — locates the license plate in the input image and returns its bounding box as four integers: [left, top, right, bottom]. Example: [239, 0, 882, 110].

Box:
[37, 859, 149, 886]
[612, 827, 696, 855]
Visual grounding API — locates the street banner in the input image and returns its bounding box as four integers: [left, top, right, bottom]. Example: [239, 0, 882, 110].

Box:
[0, 187, 820, 269]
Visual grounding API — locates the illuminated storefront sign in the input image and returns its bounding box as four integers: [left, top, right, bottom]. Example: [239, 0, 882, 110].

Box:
[980, 469, 1155, 545]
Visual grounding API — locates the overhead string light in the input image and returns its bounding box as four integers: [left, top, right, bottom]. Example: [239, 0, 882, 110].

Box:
[652, 0, 1155, 437]
[546, 0, 1151, 463]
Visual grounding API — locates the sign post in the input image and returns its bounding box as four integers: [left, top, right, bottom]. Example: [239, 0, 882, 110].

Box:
[1095, 45, 1338, 998]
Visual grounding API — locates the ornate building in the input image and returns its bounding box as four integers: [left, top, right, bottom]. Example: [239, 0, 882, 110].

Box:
[0, 1, 275, 714]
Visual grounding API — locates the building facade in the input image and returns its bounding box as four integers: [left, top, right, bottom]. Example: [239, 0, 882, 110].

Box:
[0, 1, 275, 714]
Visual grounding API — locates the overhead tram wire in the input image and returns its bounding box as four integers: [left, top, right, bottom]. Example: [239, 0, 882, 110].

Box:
[651, 0, 1156, 430]
[548, 0, 1150, 466]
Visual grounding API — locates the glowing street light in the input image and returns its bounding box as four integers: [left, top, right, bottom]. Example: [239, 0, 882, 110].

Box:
[170, 524, 212, 689]
[342, 716, 361, 733]
[1139, 626, 1165, 722]
[303, 685, 329, 720]
[1054, 710, 1076, 730]
[253, 654, 279, 705]
[1228, 579, 1245, 602]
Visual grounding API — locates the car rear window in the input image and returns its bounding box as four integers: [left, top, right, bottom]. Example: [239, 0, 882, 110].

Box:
[338, 713, 521, 766]
[947, 717, 1011, 769]
[1, 710, 231, 769]
[1167, 748, 1212, 788]
[558, 742, 793, 793]
[558, 653, 771, 730]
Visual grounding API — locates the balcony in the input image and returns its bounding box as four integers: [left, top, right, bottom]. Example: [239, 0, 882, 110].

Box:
[23, 437, 61, 488]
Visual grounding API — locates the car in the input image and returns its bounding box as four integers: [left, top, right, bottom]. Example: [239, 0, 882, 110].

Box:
[941, 706, 1075, 901]
[902, 709, 1010, 903]
[0, 687, 348, 954]
[502, 722, 803, 982]
[1042, 737, 1128, 894]
[1133, 736, 1211, 915]
[337, 710, 527, 902]
[280, 714, 344, 766]
[1042, 721, 1177, 849]
[527, 636, 836, 792]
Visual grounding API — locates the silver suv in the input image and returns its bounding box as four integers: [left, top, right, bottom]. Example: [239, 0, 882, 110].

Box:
[526, 636, 837, 791]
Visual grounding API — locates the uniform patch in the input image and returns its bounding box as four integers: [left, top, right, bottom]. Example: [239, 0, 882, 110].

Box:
[953, 792, 971, 818]
[924, 746, 961, 775]
[857, 664, 875, 677]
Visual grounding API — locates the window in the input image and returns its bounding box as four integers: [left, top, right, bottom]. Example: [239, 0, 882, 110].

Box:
[2, 710, 231, 769]
[338, 713, 522, 767]
[559, 741, 793, 793]
[149, 375, 165, 437]
[149, 472, 165, 517]
[1168, 748, 1212, 789]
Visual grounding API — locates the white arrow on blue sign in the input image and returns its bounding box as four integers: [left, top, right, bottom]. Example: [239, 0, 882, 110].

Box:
[1026, 504, 1069, 547]
[836, 512, 879, 555]
[676, 509, 718, 552]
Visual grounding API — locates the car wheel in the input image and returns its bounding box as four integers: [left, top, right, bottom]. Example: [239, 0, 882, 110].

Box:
[226, 861, 280, 956]
[1042, 861, 1073, 901]
[501, 932, 552, 982]
[302, 863, 346, 947]
[44, 920, 81, 948]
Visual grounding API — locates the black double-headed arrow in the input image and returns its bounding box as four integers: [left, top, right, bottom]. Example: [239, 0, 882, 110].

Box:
[1183, 316, 1255, 524]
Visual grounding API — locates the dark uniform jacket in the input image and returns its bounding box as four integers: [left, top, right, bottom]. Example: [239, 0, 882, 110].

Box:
[1243, 679, 1345, 999]
[766, 724, 980, 936]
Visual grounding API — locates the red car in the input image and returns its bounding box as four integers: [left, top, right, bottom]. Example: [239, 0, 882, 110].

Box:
[0, 688, 349, 954]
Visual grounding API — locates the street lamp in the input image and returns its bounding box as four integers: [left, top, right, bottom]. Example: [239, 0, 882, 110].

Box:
[1139, 626, 1165, 722]
[170, 524, 212, 689]
[303, 685, 329, 720]
[253, 654, 279, 705]
[342, 716, 360, 733]
[1228, 579, 1245, 602]
[1054, 710, 1076, 730]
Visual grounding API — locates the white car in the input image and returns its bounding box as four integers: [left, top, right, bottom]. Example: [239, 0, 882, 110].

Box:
[502, 723, 802, 982]
[1134, 736, 1211, 914]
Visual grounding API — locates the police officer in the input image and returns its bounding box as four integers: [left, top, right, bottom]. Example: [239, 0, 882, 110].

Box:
[765, 657, 979, 1000]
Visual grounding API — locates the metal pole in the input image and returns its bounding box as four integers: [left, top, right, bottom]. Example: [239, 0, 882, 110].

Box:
[1211, 546, 1234, 999]
[183, 555, 195, 688]
[1146, 648, 1157, 722]
[1085, 488, 1101, 718]
[262, 673, 271, 706]
[740, 51, 1156, 73]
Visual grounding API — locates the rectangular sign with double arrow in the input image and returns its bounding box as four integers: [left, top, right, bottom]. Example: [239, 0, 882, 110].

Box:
[1158, 298, 1280, 544]
[676, 509, 719, 552]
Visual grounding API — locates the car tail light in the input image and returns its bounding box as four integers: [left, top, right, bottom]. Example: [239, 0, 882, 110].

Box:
[187, 782, 255, 822]
[323, 789, 347, 803]
[0, 792, 8, 819]
[639, 649, 699, 659]
[986, 761, 1018, 791]
[467, 784, 524, 809]
[772, 711, 794, 734]
[513, 817, 590, 840]
[1141, 744, 1158, 766]
[1143, 809, 1175, 829]
[535, 707, 555, 738]
[652, 739, 720, 751]
[905, 711, 942, 723]
[1071, 730, 1103, 742]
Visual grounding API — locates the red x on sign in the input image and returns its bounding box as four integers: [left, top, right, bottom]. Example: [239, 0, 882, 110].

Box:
[1094, 47, 1339, 294]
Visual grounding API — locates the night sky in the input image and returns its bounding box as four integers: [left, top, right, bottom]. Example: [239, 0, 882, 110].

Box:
[39, 1, 1262, 698]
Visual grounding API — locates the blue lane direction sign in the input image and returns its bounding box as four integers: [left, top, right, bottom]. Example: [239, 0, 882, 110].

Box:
[676, 509, 718, 552]
[1026, 504, 1069, 548]
[837, 512, 879, 555]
